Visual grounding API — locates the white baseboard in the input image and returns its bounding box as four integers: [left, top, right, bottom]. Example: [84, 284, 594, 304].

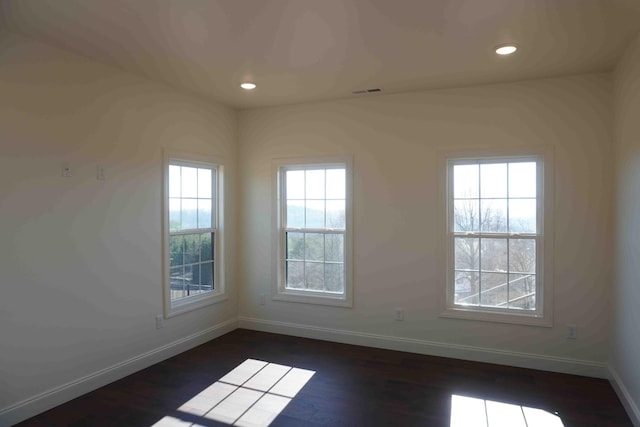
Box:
[0, 317, 238, 427]
[609, 366, 640, 427]
[238, 316, 608, 379]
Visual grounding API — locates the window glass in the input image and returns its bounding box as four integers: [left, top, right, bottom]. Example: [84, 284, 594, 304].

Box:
[166, 162, 217, 306]
[449, 158, 542, 316]
[278, 162, 350, 302]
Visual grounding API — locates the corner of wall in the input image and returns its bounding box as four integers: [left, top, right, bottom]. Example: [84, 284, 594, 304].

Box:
[609, 365, 640, 427]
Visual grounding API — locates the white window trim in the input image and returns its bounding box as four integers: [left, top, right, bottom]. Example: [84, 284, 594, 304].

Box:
[272, 156, 354, 307]
[162, 148, 227, 318]
[438, 146, 554, 327]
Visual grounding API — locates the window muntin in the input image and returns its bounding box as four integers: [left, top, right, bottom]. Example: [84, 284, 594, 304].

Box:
[274, 157, 352, 307]
[448, 158, 542, 315]
[163, 151, 225, 317]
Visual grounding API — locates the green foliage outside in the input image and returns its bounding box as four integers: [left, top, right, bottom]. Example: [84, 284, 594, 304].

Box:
[285, 232, 344, 293]
[169, 233, 214, 299]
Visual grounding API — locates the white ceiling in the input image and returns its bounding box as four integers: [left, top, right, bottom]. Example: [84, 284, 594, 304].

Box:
[1, 0, 639, 109]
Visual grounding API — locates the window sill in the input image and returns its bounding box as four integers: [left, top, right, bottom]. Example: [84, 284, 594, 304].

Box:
[440, 306, 552, 327]
[165, 291, 228, 318]
[273, 289, 352, 308]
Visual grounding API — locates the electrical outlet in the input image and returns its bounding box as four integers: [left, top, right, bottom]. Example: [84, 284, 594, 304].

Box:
[156, 315, 164, 330]
[395, 308, 404, 321]
[566, 324, 577, 339]
[61, 162, 72, 177]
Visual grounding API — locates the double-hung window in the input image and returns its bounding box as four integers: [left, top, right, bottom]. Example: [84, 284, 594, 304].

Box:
[274, 157, 353, 307]
[163, 150, 226, 317]
[441, 148, 553, 326]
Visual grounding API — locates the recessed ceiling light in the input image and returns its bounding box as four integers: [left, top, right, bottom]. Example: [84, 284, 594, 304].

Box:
[240, 82, 256, 90]
[495, 44, 518, 55]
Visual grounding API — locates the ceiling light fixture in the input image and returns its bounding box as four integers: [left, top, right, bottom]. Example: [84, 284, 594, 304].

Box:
[240, 82, 256, 90]
[495, 44, 518, 55]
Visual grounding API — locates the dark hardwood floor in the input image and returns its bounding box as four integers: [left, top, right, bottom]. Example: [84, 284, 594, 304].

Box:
[15, 329, 632, 427]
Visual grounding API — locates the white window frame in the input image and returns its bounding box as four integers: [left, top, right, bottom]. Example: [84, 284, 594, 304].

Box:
[439, 146, 554, 327]
[272, 156, 353, 307]
[163, 148, 226, 318]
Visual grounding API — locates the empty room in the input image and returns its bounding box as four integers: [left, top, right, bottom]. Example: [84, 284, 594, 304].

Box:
[1, 1, 640, 426]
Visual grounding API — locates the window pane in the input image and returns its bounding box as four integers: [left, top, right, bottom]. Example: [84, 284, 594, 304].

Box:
[198, 168, 212, 198]
[184, 234, 200, 264]
[510, 295, 536, 310]
[326, 169, 345, 199]
[286, 200, 304, 228]
[480, 199, 507, 232]
[166, 160, 220, 308]
[286, 170, 305, 199]
[509, 239, 536, 273]
[305, 170, 325, 199]
[286, 232, 304, 260]
[509, 162, 536, 198]
[201, 233, 213, 261]
[449, 157, 543, 315]
[170, 266, 185, 300]
[455, 237, 479, 270]
[509, 199, 536, 233]
[305, 200, 325, 229]
[286, 261, 304, 289]
[454, 271, 478, 305]
[183, 264, 195, 295]
[305, 262, 324, 290]
[325, 263, 344, 292]
[479, 272, 508, 307]
[181, 166, 198, 198]
[182, 199, 197, 230]
[325, 234, 344, 262]
[190, 262, 202, 292]
[326, 200, 345, 228]
[169, 198, 181, 232]
[508, 274, 536, 310]
[305, 233, 324, 261]
[169, 235, 184, 267]
[279, 163, 350, 301]
[200, 262, 213, 292]
[453, 164, 479, 199]
[198, 199, 212, 228]
[453, 200, 479, 232]
[481, 238, 507, 271]
[169, 165, 181, 198]
[480, 163, 507, 198]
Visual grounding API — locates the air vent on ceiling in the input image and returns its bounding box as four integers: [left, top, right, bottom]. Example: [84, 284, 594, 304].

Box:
[352, 88, 382, 95]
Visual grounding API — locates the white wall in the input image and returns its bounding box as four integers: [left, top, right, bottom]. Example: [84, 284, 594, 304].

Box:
[612, 31, 640, 425]
[0, 31, 238, 421]
[238, 74, 613, 373]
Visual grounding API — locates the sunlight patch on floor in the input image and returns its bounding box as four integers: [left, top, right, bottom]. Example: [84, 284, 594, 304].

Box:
[450, 394, 564, 427]
[152, 359, 315, 427]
